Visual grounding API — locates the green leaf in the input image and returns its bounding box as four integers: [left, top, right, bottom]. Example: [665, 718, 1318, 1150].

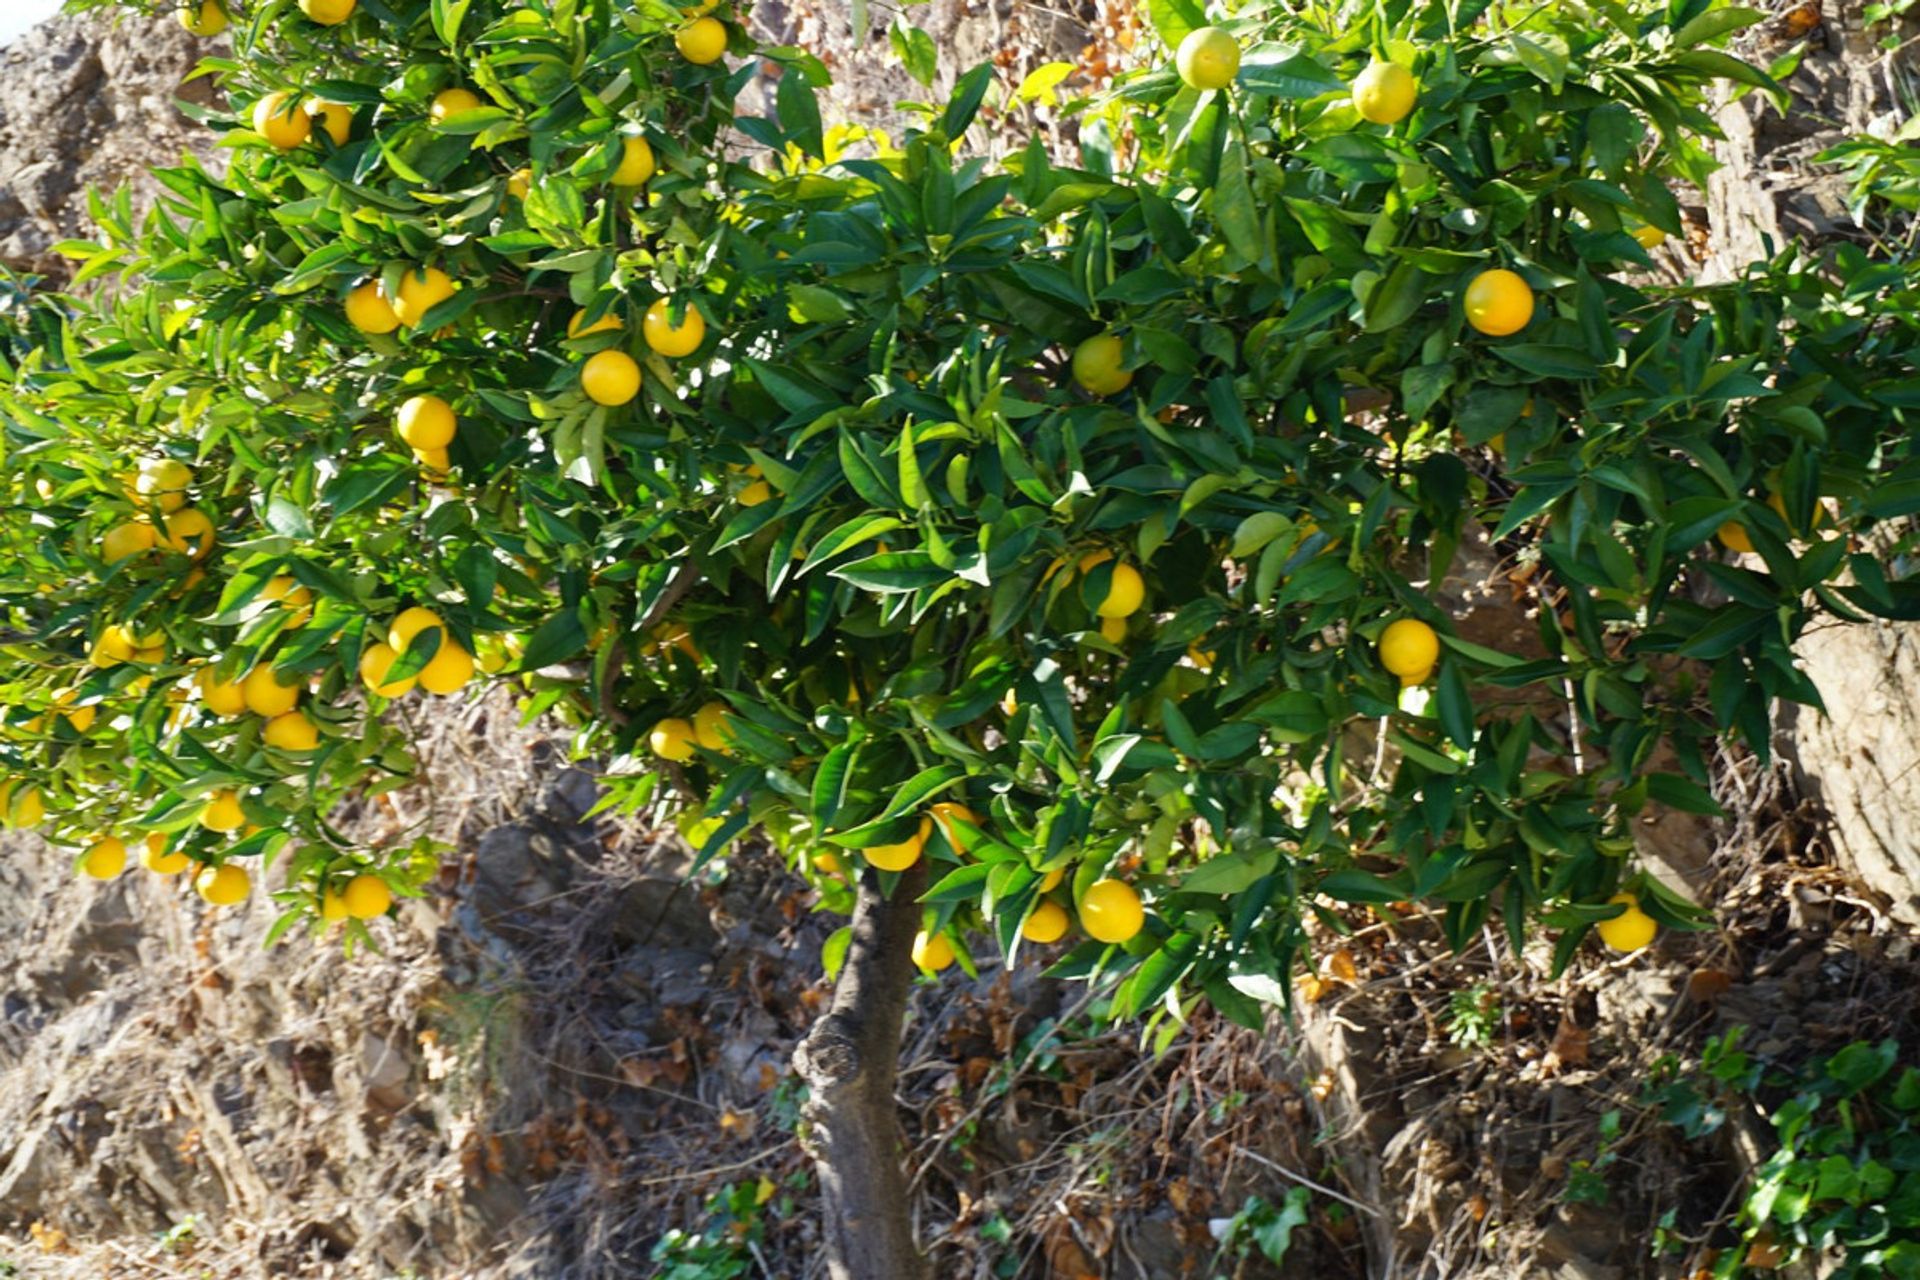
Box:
[776, 66, 825, 158]
[1230, 511, 1292, 558]
[1646, 773, 1725, 817]
[830, 550, 949, 593]
[1672, 6, 1765, 46]
[821, 925, 853, 980]
[1015, 61, 1078, 106]
[880, 764, 968, 819]
[800, 515, 905, 574]
[1146, 0, 1207, 48]
[889, 19, 938, 86]
[1436, 661, 1475, 750]
[923, 861, 995, 903]
[1401, 363, 1455, 422]
[1825, 1040, 1897, 1095]
[1319, 867, 1410, 904]
[1237, 51, 1345, 99]
[1213, 146, 1263, 265]
[1180, 848, 1278, 895]
[1495, 345, 1599, 379]
[810, 742, 859, 829]
[943, 63, 994, 137]
[897, 422, 929, 510]
[515, 608, 588, 672]
[1506, 32, 1569, 90]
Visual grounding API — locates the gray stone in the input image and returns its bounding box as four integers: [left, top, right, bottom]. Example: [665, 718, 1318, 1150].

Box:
[0, 9, 222, 281]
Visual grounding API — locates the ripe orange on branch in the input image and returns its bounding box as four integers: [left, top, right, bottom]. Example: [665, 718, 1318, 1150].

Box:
[392, 267, 456, 327]
[396, 395, 458, 450]
[1463, 269, 1535, 336]
[252, 93, 311, 150]
[642, 298, 705, 356]
[1175, 26, 1240, 90]
[1352, 61, 1418, 124]
[581, 350, 642, 406]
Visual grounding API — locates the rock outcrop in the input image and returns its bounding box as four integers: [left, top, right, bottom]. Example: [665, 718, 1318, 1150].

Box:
[1700, 3, 1920, 924]
[0, 8, 219, 281]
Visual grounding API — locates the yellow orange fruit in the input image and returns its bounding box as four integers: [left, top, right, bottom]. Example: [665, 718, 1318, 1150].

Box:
[1078, 551, 1145, 618]
[180, 0, 227, 36]
[417, 641, 475, 694]
[358, 642, 417, 697]
[90, 624, 140, 668]
[1037, 866, 1065, 893]
[298, 0, 356, 22]
[928, 802, 982, 851]
[692, 701, 735, 752]
[262, 710, 320, 751]
[1718, 521, 1754, 554]
[0, 780, 46, 827]
[429, 88, 484, 124]
[650, 717, 698, 762]
[392, 266, 456, 327]
[81, 837, 128, 880]
[675, 16, 728, 63]
[1175, 26, 1240, 90]
[142, 833, 191, 875]
[200, 790, 246, 832]
[388, 606, 446, 654]
[241, 666, 301, 717]
[912, 930, 956, 971]
[642, 298, 705, 357]
[1070, 333, 1131, 396]
[162, 508, 216, 559]
[135, 458, 193, 513]
[261, 575, 313, 610]
[345, 280, 400, 334]
[1352, 60, 1417, 124]
[568, 308, 623, 339]
[581, 349, 642, 406]
[102, 520, 157, 562]
[53, 688, 94, 733]
[307, 98, 353, 146]
[1379, 618, 1440, 682]
[321, 891, 349, 923]
[1596, 892, 1658, 952]
[612, 135, 657, 186]
[1021, 899, 1070, 944]
[396, 394, 457, 450]
[1463, 269, 1535, 337]
[865, 817, 932, 872]
[252, 92, 312, 150]
[1632, 224, 1667, 249]
[195, 863, 251, 906]
[342, 873, 391, 919]
[198, 666, 248, 716]
[506, 168, 532, 199]
[1080, 879, 1145, 943]
[738, 479, 773, 506]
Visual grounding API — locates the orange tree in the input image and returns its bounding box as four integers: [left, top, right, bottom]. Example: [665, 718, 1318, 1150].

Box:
[4, 0, 1920, 1273]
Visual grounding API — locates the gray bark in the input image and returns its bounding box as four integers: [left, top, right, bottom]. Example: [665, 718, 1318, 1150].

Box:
[793, 862, 930, 1280]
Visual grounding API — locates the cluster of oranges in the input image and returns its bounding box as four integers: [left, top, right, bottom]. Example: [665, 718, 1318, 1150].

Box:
[864, 800, 1150, 968]
[28, 0, 748, 927]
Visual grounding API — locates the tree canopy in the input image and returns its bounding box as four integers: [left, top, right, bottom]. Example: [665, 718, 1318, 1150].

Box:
[2, 0, 1918, 1030]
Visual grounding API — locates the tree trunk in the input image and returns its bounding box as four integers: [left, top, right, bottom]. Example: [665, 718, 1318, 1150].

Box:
[793, 861, 930, 1280]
